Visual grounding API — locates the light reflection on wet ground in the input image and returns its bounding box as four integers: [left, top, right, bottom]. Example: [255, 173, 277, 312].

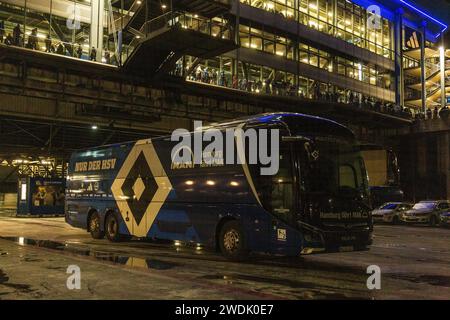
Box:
[0, 235, 371, 299]
[1, 218, 450, 299]
[0, 236, 180, 270]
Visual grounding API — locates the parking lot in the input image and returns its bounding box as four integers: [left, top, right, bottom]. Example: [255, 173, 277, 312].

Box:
[0, 215, 449, 300]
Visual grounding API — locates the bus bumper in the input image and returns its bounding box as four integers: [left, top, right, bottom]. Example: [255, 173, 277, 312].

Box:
[301, 228, 372, 254]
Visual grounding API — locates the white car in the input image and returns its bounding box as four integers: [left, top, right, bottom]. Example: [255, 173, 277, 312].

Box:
[371, 202, 412, 224]
[401, 200, 450, 227]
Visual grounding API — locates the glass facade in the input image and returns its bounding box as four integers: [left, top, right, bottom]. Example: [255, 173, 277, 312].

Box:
[0, 0, 110, 62]
[240, 0, 394, 59]
[239, 23, 394, 90]
[1, 0, 436, 117]
[183, 54, 403, 117]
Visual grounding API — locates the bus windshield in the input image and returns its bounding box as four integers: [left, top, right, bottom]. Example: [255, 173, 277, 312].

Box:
[308, 139, 369, 202]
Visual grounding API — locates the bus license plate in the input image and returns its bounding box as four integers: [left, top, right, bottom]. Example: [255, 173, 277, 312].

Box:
[339, 246, 354, 252]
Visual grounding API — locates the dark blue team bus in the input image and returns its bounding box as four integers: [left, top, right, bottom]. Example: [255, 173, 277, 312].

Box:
[65, 113, 373, 260]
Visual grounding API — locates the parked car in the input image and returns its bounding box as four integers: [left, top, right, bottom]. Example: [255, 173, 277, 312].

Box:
[371, 202, 412, 224]
[400, 200, 450, 227]
[440, 210, 450, 227]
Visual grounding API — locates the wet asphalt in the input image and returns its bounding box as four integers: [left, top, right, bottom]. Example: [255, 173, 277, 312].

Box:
[0, 216, 449, 299]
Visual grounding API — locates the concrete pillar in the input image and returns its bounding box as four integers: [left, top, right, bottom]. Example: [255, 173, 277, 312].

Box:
[90, 0, 104, 61]
[234, 0, 240, 81]
[333, 0, 337, 36]
[440, 35, 446, 109]
[438, 132, 450, 199]
[420, 21, 427, 114]
[416, 137, 427, 177]
[394, 8, 404, 107]
[447, 135, 450, 200]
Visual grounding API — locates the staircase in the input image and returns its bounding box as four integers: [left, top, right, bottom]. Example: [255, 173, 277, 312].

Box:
[113, 0, 146, 31]
[122, 11, 237, 76]
[404, 47, 450, 110]
[114, 1, 236, 78]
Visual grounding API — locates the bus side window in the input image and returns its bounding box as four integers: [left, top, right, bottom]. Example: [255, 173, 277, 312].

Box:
[258, 145, 294, 223]
[339, 164, 357, 189]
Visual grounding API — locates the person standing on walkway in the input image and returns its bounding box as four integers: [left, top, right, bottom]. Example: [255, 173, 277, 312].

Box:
[13, 23, 22, 46]
[104, 50, 111, 64]
[90, 47, 97, 61]
[45, 34, 52, 52]
[76, 44, 83, 58]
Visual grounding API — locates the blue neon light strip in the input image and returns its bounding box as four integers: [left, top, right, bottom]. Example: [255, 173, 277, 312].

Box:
[398, 0, 447, 37]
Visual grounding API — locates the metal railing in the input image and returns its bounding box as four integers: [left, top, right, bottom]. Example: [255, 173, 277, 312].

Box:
[0, 26, 118, 65]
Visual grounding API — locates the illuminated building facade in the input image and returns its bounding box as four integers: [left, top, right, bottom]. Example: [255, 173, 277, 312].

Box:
[0, 0, 447, 116]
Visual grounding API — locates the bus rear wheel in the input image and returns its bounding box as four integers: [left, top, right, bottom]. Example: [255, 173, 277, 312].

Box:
[219, 221, 248, 261]
[105, 213, 122, 242]
[88, 212, 104, 239]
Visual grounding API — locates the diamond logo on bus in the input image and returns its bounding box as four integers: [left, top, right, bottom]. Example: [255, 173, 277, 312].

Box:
[119, 151, 158, 225]
[132, 175, 145, 201]
[311, 150, 319, 160]
[111, 140, 172, 237]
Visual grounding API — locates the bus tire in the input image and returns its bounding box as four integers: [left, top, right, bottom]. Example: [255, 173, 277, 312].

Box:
[219, 220, 248, 261]
[105, 213, 122, 242]
[88, 211, 104, 239]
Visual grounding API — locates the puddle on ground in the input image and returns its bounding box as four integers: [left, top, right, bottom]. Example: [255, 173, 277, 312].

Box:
[390, 273, 450, 287]
[199, 274, 367, 300]
[0, 236, 179, 271]
[0, 269, 35, 293]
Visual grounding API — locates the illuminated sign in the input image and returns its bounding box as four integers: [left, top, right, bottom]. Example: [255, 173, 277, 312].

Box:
[20, 183, 27, 201]
[74, 158, 117, 172]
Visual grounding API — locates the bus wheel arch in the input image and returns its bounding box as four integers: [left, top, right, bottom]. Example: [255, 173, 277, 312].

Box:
[87, 209, 104, 239]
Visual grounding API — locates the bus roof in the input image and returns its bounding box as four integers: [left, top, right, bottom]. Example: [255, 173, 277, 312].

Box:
[73, 113, 354, 154]
[201, 113, 354, 139]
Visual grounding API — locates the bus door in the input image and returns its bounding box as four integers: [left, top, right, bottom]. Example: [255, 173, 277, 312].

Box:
[261, 142, 302, 254]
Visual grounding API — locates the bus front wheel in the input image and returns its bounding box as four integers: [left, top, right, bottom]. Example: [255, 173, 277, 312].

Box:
[88, 212, 105, 239]
[219, 220, 248, 261]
